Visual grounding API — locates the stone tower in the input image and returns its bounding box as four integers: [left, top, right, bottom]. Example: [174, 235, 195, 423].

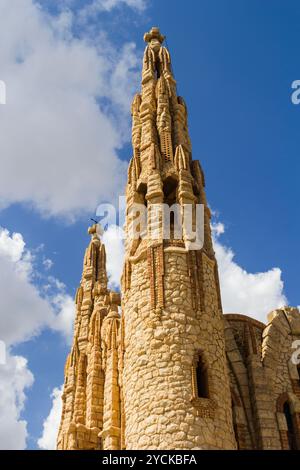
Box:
[121, 26, 236, 450]
[57, 224, 122, 450]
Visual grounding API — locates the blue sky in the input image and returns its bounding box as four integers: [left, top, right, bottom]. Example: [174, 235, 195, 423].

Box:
[0, 0, 299, 449]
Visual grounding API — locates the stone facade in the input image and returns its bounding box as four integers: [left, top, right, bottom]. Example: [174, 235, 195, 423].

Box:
[225, 309, 300, 449]
[57, 27, 300, 450]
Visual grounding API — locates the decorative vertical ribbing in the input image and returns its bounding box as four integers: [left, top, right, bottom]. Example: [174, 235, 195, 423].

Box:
[213, 262, 223, 312]
[101, 311, 121, 450]
[147, 245, 165, 313]
[160, 132, 173, 162]
[173, 97, 189, 150]
[73, 353, 87, 425]
[131, 94, 142, 169]
[64, 345, 78, 428]
[203, 206, 214, 257]
[123, 260, 131, 292]
[86, 308, 105, 430]
[120, 314, 126, 450]
[156, 75, 173, 164]
[156, 243, 165, 310]
[127, 260, 131, 291]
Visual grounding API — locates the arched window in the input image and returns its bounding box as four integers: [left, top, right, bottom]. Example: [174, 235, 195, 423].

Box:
[195, 354, 209, 399]
[283, 402, 297, 450]
[163, 176, 177, 206]
[277, 393, 299, 450]
[163, 177, 178, 240]
[191, 352, 216, 418]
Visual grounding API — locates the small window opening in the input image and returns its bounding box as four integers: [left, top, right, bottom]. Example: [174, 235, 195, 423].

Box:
[163, 177, 178, 239]
[163, 177, 177, 206]
[196, 355, 209, 399]
[136, 183, 147, 207]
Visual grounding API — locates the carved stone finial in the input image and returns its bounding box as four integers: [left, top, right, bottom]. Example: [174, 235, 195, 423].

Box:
[88, 223, 104, 240]
[144, 27, 165, 45]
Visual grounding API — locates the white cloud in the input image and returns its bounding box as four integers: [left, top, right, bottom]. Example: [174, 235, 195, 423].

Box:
[0, 229, 25, 262]
[211, 221, 225, 237]
[102, 224, 124, 289]
[0, 228, 53, 346]
[0, 0, 142, 218]
[0, 227, 74, 346]
[38, 386, 63, 450]
[108, 42, 141, 113]
[0, 226, 75, 449]
[0, 353, 34, 450]
[212, 223, 287, 323]
[43, 258, 53, 271]
[79, 0, 147, 15]
[50, 294, 75, 344]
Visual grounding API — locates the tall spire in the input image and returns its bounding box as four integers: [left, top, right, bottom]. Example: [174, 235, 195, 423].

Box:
[121, 28, 236, 450]
[57, 224, 122, 450]
[126, 26, 212, 259]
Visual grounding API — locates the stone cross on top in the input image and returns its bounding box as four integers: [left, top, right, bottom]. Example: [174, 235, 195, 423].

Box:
[143, 27, 165, 45]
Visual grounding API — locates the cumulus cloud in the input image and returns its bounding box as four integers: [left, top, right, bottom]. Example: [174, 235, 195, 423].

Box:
[0, 0, 142, 218]
[79, 0, 147, 16]
[43, 258, 53, 271]
[49, 294, 75, 345]
[0, 227, 74, 346]
[102, 224, 124, 289]
[212, 223, 287, 323]
[0, 227, 53, 346]
[0, 226, 75, 449]
[0, 229, 25, 262]
[0, 353, 34, 450]
[38, 386, 63, 450]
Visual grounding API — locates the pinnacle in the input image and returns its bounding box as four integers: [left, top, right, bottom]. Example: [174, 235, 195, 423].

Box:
[88, 223, 104, 240]
[143, 26, 165, 44]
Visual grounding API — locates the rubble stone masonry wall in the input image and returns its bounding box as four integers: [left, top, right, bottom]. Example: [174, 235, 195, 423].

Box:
[122, 250, 236, 449]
